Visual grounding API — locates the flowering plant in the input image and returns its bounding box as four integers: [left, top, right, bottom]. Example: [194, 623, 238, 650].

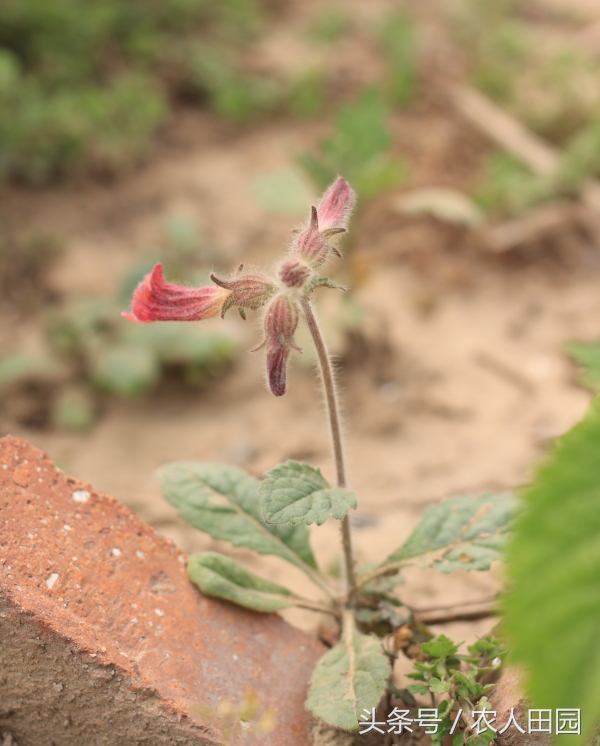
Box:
[125, 177, 515, 736]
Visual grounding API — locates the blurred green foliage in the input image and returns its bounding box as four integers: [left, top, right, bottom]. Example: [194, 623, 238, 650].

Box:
[473, 151, 555, 217]
[307, 8, 352, 44]
[452, 0, 600, 144]
[376, 11, 418, 107]
[566, 340, 600, 391]
[0, 216, 238, 430]
[299, 89, 408, 201]
[0, 0, 328, 182]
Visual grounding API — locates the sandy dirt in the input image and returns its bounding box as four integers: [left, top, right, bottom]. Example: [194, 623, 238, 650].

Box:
[1, 0, 599, 690]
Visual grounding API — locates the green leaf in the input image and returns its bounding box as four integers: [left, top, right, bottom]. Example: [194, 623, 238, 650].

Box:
[406, 682, 430, 695]
[382, 493, 517, 572]
[429, 677, 451, 694]
[306, 623, 390, 731]
[422, 635, 459, 658]
[159, 462, 318, 574]
[260, 461, 357, 526]
[504, 395, 600, 744]
[186, 552, 293, 613]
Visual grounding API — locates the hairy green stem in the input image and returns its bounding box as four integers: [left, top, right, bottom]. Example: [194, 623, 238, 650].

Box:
[300, 297, 357, 606]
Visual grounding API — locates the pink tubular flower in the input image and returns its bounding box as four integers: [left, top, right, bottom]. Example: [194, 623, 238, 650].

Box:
[253, 295, 301, 397]
[122, 264, 230, 323]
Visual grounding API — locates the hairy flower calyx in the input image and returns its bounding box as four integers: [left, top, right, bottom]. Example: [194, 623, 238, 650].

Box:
[278, 258, 312, 289]
[210, 268, 275, 320]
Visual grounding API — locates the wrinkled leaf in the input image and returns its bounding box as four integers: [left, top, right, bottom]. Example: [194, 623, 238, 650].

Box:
[306, 622, 390, 731]
[187, 552, 293, 612]
[504, 396, 600, 744]
[260, 460, 357, 526]
[382, 493, 516, 573]
[159, 462, 318, 574]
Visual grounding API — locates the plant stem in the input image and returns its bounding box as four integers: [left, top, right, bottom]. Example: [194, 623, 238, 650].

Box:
[300, 297, 357, 606]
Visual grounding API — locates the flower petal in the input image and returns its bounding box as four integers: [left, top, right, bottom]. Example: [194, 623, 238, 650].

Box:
[316, 176, 356, 232]
[122, 264, 230, 323]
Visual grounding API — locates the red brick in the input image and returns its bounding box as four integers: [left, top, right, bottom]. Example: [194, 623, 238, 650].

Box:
[0, 436, 324, 745]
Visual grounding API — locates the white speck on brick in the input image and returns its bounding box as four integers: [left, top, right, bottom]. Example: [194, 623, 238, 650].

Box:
[136, 550, 144, 559]
[71, 490, 90, 503]
[111, 548, 121, 557]
[46, 573, 59, 590]
[72, 557, 77, 562]
[40, 519, 47, 524]
[154, 608, 164, 617]
[63, 525, 72, 531]
[2, 465, 6, 470]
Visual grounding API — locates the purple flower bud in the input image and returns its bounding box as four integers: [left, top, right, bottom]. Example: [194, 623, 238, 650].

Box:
[317, 176, 356, 233]
[278, 258, 312, 289]
[256, 295, 301, 397]
[292, 177, 356, 268]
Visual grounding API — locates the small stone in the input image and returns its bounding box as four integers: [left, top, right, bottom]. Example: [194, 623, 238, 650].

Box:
[71, 490, 90, 503]
[46, 573, 59, 590]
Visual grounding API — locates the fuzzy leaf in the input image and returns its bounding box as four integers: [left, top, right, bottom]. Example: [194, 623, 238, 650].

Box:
[382, 493, 516, 572]
[159, 462, 318, 573]
[260, 460, 357, 526]
[306, 624, 390, 731]
[504, 396, 600, 744]
[187, 552, 293, 613]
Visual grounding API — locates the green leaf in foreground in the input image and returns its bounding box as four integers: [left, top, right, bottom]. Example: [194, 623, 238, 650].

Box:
[504, 395, 600, 744]
[260, 460, 357, 526]
[307, 619, 390, 731]
[187, 552, 293, 613]
[383, 493, 516, 572]
[159, 462, 318, 573]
